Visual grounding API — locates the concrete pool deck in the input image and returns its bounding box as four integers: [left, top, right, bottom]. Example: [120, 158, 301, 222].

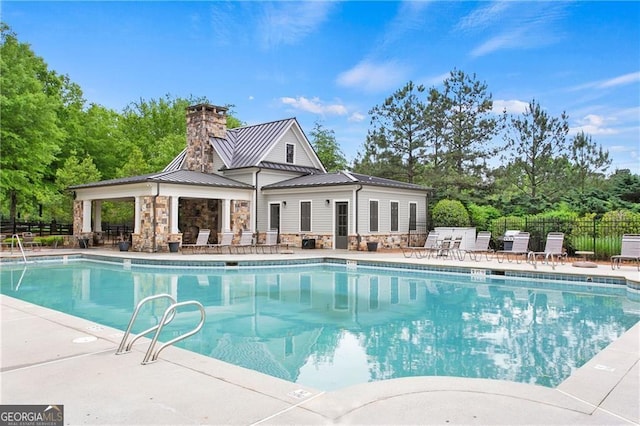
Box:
[1, 247, 639, 425]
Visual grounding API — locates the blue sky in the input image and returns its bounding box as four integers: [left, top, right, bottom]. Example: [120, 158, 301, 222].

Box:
[4, 1, 639, 173]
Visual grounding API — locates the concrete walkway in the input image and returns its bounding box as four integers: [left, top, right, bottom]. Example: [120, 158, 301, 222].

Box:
[1, 247, 639, 425]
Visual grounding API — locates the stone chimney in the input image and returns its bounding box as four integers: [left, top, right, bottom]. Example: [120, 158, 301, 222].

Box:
[184, 104, 228, 173]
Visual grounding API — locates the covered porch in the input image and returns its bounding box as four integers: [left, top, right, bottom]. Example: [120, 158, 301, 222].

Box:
[71, 171, 254, 252]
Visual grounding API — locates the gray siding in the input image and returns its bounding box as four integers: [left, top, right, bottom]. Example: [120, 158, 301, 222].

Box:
[357, 187, 426, 235]
[263, 129, 317, 168]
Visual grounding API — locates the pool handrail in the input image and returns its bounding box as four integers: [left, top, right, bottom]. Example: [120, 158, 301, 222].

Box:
[141, 300, 206, 365]
[115, 293, 177, 355]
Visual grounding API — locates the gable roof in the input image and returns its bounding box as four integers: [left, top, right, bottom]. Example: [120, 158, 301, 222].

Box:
[215, 118, 295, 168]
[164, 117, 324, 174]
[262, 171, 430, 192]
[69, 169, 253, 190]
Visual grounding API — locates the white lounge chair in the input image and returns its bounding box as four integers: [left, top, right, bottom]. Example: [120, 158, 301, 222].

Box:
[439, 236, 463, 260]
[402, 231, 439, 259]
[496, 232, 530, 263]
[460, 231, 493, 261]
[611, 234, 640, 270]
[181, 229, 211, 254]
[206, 231, 234, 254]
[230, 231, 254, 254]
[255, 230, 284, 254]
[528, 232, 566, 268]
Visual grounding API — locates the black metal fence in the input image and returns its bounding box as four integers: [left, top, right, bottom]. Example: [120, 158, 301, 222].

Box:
[0, 220, 133, 244]
[490, 217, 640, 259]
[409, 217, 639, 260]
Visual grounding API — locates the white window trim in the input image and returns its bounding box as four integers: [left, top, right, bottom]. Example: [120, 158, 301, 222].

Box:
[390, 200, 399, 233]
[286, 143, 295, 164]
[369, 199, 379, 233]
[299, 200, 312, 232]
[408, 201, 417, 231]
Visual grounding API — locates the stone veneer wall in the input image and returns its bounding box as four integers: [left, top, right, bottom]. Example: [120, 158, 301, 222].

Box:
[133, 195, 175, 252]
[231, 200, 251, 241]
[178, 199, 219, 244]
[72, 200, 92, 245]
[277, 233, 415, 250]
[184, 104, 227, 174]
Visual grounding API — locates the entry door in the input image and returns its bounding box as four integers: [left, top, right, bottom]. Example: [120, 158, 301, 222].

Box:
[335, 202, 348, 249]
[269, 203, 280, 232]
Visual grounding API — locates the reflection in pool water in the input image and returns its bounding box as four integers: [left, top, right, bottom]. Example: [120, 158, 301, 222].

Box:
[1, 261, 638, 391]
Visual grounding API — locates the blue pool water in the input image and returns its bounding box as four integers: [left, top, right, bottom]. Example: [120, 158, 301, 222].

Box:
[1, 260, 638, 391]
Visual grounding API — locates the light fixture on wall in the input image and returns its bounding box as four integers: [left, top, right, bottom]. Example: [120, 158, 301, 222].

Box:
[282, 201, 286, 207]
[325, 199, 330, 206]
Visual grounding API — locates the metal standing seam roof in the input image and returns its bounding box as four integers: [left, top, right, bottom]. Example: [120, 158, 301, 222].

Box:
[213, 118, 297, 169]
[262, 171, 431, 191]
[69, 169, 253, 190]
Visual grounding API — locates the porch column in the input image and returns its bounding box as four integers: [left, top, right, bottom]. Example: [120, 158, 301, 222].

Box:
[170, 196, 179, 233]
[94, 200, 102, 232]
[134, 196, 141, 234]
[82, 200, 92, 233]
[223, 199, 231, 231]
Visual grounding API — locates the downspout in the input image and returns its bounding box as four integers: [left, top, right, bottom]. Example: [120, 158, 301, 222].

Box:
[255, 168, 261, 236]
[355, 185, 363, 249]
[152, 182, 160, 252]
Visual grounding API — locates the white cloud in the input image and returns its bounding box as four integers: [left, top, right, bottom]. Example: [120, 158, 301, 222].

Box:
[257, 2, 335, 50]
[571, 114, 618, 136]
[336, 60, 410, 93]
[570, 71, 640, 92]
[455, 1, 512, 31]
[280, 96, 347, 116]
[597, 71, 640, 89]
[348, 112, 365, 123]
[471, 30, 527, 58]
[492, 99, 529, 115]
[459, 2, 568, 58]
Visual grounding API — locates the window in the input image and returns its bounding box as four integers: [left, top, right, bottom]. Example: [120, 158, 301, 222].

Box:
[369, 200, 379, 232]
[300, 201, 311, 232]
[409, 202, 417, 231]
[390, 201, 399, 232]
[286, 143, 294, 163]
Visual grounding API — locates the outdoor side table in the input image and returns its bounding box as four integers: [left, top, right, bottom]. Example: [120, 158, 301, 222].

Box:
[573, 251, 597, 268]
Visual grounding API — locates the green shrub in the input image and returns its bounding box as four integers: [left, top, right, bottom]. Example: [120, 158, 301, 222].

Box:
[467, 203, 501, 231]
[598, 210, 640, 237]
[490, 216, 526, 238]
[36, 236, 64, 247]
[432, 200, 470, 227]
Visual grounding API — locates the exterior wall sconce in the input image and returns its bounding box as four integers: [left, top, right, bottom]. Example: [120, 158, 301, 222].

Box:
[282, 201, 286, 207]
[325, 199, 330, 206]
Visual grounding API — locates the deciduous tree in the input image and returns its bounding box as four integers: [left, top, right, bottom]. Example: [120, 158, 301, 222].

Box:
[0, 24, 64, 220]
[310, 122, 347, 172]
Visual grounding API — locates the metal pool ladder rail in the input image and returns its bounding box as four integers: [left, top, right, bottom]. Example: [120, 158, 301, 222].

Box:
[141, 300, 206, 365]
[115, 294, 206, 364]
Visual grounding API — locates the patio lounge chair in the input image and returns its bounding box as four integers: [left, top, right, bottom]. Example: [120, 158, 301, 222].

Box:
[255, 230, 284, 254]
[460, 231, 493, 261]
[402, 231, 439, 258]
[611, 234, 640, 270]
[21, 232, 41, 250]
[230, 231, 254, 254]
[527, 232, 566, 269]
[206, 231, 234, 254]
[439, 236, 463, 260]
[181, 229, 211, 254]
[496, 232, 530, 263]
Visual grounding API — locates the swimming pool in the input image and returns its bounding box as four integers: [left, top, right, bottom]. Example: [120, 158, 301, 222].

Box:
[1, 259, 638, 391]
